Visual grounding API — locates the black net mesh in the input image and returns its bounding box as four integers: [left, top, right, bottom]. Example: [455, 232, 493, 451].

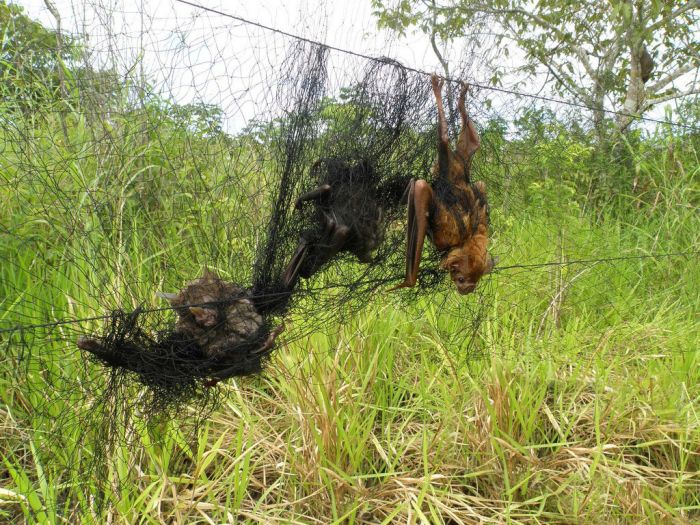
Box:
[1, 0, 698, 519]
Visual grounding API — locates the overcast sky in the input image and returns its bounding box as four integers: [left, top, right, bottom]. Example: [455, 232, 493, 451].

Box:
[14, 0, 684, 132]
[19, 0, 437, 65]
[18, 0, 469, 131]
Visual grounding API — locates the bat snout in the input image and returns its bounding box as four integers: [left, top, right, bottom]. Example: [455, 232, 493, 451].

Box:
[451, 273, 477, 294]
[457, 282, 477, 295]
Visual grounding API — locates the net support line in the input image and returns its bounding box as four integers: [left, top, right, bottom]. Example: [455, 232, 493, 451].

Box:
[2, 249, 697, 335]
[173, 0, 700, 133]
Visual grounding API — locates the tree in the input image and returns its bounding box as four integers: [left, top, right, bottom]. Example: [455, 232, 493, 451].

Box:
[0, 1, 79, 105]
[372, 0, 700, 139]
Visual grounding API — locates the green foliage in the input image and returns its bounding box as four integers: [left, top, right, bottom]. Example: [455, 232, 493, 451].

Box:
[372, 0, 700, 134]
[1, 6, 699, 524]
[0, 1, 78, 66]
[0, 1, 79, 106]
[3, 85, 699, 522]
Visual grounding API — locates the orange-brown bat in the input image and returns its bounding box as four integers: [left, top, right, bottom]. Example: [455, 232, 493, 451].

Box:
[391, 74, 496, 294]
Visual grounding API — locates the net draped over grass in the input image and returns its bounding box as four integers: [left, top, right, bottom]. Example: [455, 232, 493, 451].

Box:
[0, 2, 699, 523]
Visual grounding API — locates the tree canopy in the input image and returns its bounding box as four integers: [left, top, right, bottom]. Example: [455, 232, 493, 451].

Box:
[372, 0, 700, 138]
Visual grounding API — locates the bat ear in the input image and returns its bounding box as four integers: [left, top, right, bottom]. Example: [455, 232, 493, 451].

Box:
[201, 268, 218, 281]
[485, 254, 498, 274]
[189, 306, 218, 327]
[156, 291, 179, 304]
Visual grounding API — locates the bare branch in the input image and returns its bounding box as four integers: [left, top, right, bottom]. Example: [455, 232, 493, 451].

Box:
[427, 0, 457, 127]
[647, 0, 700, 33]
[648, 63, 699, 92]
[542, 58, 592, 104]
[646, 84, 700, 106]
[428, 20, 450, 77]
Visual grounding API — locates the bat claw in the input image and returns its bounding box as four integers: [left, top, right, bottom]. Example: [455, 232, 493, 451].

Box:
[387, 281, 414, 293]
[431, 73, 444, 91]
[251, 322, 285, 355]
[271, 322, 285, 338]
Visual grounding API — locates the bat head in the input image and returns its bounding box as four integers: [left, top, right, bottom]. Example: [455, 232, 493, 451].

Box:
[157, 268, 224, 328]
[158, 269, 264, 359]
[441, 243, 497, 295]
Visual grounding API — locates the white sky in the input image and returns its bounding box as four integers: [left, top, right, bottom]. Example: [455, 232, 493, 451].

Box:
[19, 0, 438, 64]
[14, 0, 685, 132]
[18, 0, 464, 131]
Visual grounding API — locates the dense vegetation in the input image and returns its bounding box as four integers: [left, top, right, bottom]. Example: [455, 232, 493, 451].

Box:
[1, 3, 698, 523]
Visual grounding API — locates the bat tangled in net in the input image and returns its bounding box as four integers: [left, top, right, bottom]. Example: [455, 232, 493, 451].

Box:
[74, 70, 496, 397]
[77, 270, 284, 390]
[391, 74, 496, 295]
[282, 157, 386, 288]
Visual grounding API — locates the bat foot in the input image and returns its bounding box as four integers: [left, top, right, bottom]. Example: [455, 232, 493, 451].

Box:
[459, 80, 469, 97]
[387, 280, 415, 293]
[431, 73, 444, 92]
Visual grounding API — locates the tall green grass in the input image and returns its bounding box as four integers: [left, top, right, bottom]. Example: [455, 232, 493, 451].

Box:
[1, 86, 699, 524]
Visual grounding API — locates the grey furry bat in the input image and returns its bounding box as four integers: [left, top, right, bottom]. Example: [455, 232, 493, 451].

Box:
[158, 269, 279, 359]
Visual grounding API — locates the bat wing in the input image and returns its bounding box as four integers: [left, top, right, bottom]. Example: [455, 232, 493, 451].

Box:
[389, 179, 432, 291]
[282, 243, 308, 289]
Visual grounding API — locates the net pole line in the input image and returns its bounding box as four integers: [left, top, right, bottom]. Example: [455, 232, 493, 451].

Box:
[493, 250, 699, 271]
[1, 249, 697, 335]
[173, 0, 700, 133]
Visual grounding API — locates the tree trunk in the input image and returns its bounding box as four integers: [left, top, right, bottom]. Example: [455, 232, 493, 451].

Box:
[591, 83, 607, 145]
[617, 42, 648, 131]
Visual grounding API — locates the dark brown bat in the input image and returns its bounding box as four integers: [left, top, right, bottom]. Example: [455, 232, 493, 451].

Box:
[391, 74, 495, 295]
[159, 269, 284, 386]
[282, 158, 385, 287]
[640, 46, 654, 83]
[76, 269, 284, 389]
